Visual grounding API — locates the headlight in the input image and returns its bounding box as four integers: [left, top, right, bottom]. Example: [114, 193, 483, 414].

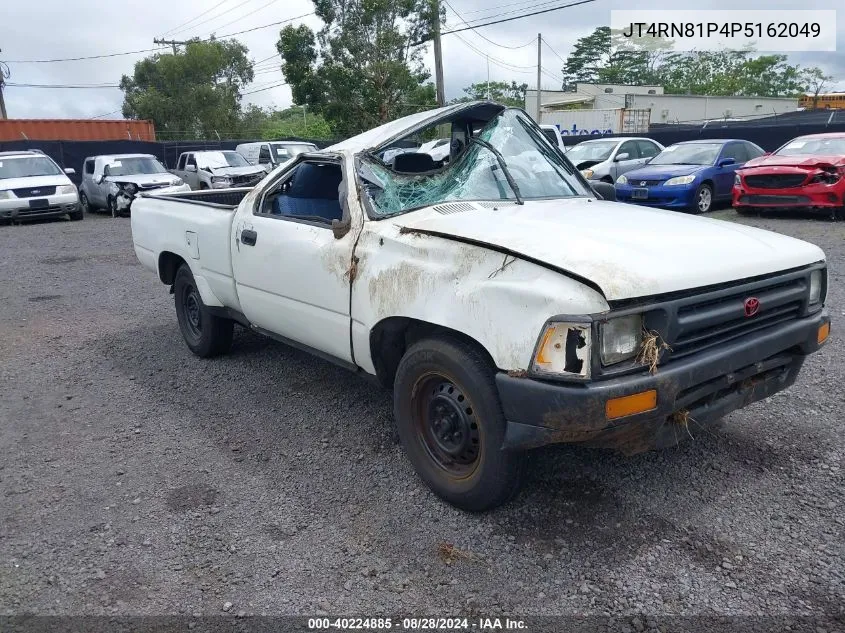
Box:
[600, 314, 643, 366]
[664, 175, 696, 186]
[171, 177, 184, 186]
[734, 174, 741, 186]
[581, 168, 594, 179]
[616, 174, 628, 185]
[57, 184, 77, 195]
[531, 321, 591, 379]
[0, 190, 13, 199]
[809, 269, 824, 304]
[122, 183, 138, 195]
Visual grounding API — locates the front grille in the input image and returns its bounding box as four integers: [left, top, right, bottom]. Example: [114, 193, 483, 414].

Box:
[744, 174, 807, 189]
[139, 183, 168, 191]
[668, 277, 807, 359]
[231, 174, 261, 187]
[738, 194, 811, 205]
[12, 186, 57, 198]
[632, 179, 663, 187]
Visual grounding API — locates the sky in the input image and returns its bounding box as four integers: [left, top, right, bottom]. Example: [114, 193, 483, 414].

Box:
[1, 0, 844, 122]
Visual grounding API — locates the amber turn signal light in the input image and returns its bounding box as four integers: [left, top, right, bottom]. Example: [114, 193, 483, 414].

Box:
[605, 390, 658, 420]
[818, 322, 830, 345]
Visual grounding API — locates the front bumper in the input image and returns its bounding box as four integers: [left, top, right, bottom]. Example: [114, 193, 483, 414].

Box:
[0, 193, 81, 220]
[497, 311, 830, 453]
[616, 183, 697, 209]
[733, 183, 844, 210]
[115, 184, 192, 212]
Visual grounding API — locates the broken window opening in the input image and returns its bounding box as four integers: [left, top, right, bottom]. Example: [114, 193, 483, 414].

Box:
[358, 109, 592, 218]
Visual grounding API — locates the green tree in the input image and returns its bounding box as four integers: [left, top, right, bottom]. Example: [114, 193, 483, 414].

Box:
[277, 0, 438, 137]
[453, 81, 527, 107]
[561, 26, 652, 86]
[120, 39, 254, 139]
[801, 67, 835, 107]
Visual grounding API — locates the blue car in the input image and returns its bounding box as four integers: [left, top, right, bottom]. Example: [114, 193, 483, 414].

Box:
[615, 139, 765, 213]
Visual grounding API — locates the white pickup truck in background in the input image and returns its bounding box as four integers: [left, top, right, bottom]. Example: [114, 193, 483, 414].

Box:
[171, 150, 266, 190]
[132, 102, 831, 511]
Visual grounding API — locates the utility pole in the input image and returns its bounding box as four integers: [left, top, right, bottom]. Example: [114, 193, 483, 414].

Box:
[486, 56, 490, 100]
[0, 50, 8, 120]
[536, 33, 542, 122]
[432, 0, 445, 106]
[153, 38, 189, 54]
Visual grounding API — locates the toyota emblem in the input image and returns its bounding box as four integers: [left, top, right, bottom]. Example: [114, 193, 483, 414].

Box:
[744, 297, 760, 317]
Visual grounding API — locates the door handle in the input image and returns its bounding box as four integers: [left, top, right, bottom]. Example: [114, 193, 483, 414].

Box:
[241, 229, 257, 246]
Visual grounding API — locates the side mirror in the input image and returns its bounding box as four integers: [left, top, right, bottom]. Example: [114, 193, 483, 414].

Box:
[614, 152, 630, 162]
[64, 167, 76, 175]
[591, 181, 617, 201]
[718, 158, 736, 167]
[186, 164, 197, 173]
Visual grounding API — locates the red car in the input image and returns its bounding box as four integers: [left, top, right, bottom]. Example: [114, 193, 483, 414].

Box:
[733, 132, 845, 219]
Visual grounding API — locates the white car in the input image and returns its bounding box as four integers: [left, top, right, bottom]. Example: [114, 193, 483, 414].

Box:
[131, 102, 830, 511]
[236, 141, 319, 173]
[539, 124, 567, 153]
[566, 137, 663, 183]
[0, 150, 82, 222]
[417, 138, 451, 165]
[79, 154, 190, 217]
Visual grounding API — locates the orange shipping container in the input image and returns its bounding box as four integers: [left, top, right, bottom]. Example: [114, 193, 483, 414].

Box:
[0, 119, 156, 141]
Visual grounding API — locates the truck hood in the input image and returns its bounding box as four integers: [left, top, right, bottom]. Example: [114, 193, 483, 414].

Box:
[207, 165, 265, 177]
[395, 198, 825, 301]
[105, 173, 181, 186]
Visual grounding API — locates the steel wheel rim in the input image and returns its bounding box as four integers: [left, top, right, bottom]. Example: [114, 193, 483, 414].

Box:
[80, 194, 89, 213]
[182, 284, 202, 340]
[698, 187, 712, 212]
[412, 374, 481, 479]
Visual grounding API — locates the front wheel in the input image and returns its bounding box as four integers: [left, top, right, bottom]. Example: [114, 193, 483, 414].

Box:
[692, 183, 713, 214]
[79, 192, 92, 214]
[393, 336, 523, 512]
[107, 195, 118, 218]
[173, 265, 234, 358]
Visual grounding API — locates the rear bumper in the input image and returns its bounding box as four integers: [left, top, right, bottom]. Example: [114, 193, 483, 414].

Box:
[497, 311, 830, 453]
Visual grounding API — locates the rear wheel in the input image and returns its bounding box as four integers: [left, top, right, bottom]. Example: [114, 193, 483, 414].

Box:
[174, 264, 234, 358]
[393, 336, 523, 512]
[692, 183, 713, 214]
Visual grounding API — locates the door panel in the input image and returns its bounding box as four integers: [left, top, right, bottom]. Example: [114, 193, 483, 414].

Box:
[612, 141, 642, 180]
[231, 158, 358, 363]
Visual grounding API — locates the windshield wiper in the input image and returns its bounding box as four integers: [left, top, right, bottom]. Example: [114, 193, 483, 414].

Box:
[469, 137, 523, 205]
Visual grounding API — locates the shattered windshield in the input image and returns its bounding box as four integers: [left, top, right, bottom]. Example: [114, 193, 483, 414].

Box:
[359, 109, 590, 217]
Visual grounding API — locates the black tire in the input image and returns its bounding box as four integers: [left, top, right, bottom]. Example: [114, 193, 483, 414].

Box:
[173, 264, 234, 358]
[692, 182, 713, 214]
[601, 176, 613, 184]
[393, 336, 523, 512]
[79, 192, 93, 214]
[199, 182, 209, 190]
[107, 195, 118, 218]
[69, 206, 84, 221]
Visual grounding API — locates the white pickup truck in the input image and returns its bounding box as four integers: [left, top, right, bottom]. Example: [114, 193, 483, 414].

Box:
[131, 102, 831, 511]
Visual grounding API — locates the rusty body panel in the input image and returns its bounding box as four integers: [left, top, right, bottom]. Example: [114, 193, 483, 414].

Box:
[0, 119, 156, 141]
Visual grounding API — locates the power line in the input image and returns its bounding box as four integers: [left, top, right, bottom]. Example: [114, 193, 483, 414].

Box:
[201, 0, 283, 37]
[437, 0, 597, 38]
[442, 0, 535, 50]
[92, 109, 124, 119]
[243, 81, 288, 95]
[5, 82, 121, 88]
[160, 0, 229, 37]
[543, 38, 567, 64]
[6, 13, 313, 64]
[169, 0, 254, 37]
[451, 33, 536, 73]
[458, 0, 563, 16]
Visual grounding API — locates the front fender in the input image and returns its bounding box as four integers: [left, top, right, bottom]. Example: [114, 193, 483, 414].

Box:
[351, 226, 609, 374]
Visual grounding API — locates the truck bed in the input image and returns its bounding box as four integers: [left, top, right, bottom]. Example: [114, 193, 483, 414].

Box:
[131, 188, 251, 311]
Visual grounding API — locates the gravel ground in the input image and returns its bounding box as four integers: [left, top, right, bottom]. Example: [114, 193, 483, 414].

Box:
[0, 209, 842, 623]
